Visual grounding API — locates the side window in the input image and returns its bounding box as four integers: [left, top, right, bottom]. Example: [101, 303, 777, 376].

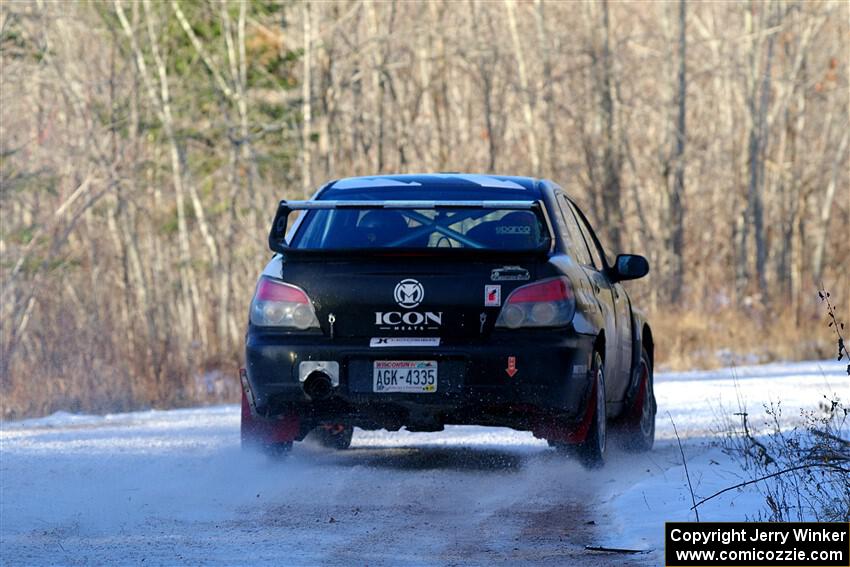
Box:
[555, 196, 592, 266]
[567, 201, 608, 269]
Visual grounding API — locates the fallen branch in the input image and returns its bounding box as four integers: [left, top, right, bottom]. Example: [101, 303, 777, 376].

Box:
[811, 428, 850, 448]
[584, 545, 651, 554]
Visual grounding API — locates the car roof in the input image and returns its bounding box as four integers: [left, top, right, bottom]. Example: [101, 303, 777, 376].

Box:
[319, 173, 544, 200]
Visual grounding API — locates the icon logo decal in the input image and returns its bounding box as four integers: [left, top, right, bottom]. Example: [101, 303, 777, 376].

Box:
[394, 279, 424, 309]
[375, 311, 442, 329]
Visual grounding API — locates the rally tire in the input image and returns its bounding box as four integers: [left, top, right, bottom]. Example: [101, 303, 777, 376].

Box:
[621, 346, 656, 452]
[261, 441, 294, 456]
[313, 425, 354, 450]
[576, 350, 607, 468]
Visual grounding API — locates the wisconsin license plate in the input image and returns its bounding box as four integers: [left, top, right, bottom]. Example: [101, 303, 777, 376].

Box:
[373, 361, 437, 393]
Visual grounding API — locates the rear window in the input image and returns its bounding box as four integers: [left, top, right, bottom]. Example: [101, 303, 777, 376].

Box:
[289, 207, 550, 251]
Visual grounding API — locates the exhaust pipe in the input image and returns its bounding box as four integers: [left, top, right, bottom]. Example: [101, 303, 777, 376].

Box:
[303, 371, 334, 401]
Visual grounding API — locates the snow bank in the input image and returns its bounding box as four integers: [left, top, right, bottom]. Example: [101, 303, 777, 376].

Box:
[603, 358, 848, 561]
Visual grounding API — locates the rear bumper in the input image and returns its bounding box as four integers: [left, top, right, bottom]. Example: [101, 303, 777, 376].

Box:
[244, 330, 595, 431]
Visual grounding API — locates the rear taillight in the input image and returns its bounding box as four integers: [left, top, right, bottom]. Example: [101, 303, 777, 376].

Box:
[250, 276, 320, 330]
[495, 277, 576, 329]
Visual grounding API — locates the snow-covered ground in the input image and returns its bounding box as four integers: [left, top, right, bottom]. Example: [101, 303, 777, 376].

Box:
[1, 359, 846, 566]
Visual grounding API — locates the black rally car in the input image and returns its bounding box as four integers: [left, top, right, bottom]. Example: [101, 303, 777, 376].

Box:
[241, 174, 655, 465]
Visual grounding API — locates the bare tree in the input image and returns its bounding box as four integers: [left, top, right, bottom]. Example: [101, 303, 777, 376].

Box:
[1, 0, 847, 417]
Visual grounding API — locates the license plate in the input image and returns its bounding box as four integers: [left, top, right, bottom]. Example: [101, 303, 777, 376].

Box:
[373, 361, 437, 393]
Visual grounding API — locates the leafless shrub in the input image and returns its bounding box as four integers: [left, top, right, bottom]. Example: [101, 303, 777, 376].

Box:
[818, 286, 849, 376]
[1, 1, 847, 419]
[716, 397, 850, 522]
[710, 289, 850, 521]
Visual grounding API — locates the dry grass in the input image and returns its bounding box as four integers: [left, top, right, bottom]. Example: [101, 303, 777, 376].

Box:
[0, 303, 835, 421]
[651, 306, 834, 372]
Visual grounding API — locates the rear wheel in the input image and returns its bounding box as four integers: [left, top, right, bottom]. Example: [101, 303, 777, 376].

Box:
[621, 346, 656, 452]
[312, 425, 354, 450]
[241, 391, 298, 455]
[261, 440, 294, 456]
[576, 350, 607, 468]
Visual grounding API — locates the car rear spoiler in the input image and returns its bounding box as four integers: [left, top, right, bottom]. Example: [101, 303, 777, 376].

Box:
[268, 199, 553, 255]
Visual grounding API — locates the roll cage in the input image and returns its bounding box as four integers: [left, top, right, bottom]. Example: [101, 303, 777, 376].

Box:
[269, 199, 556, 255]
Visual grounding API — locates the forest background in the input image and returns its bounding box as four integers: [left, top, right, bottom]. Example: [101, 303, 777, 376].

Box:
[1, 0, 847, 418]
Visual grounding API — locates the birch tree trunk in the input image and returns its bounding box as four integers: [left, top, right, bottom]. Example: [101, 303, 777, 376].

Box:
[598, 0, 623, 254]
[115, 0, 201, 347]
[534, 0, 557, 179]
[667, 0, 687, 304]
[744, 0, 778, 302]
[301, 1, 313, 196]
[812, 128, 849, 284]
[505, 0, 540, 176]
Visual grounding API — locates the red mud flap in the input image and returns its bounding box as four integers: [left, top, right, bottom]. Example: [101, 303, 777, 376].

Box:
[532, 379, 597, 445]
[240, 368, 299, 446]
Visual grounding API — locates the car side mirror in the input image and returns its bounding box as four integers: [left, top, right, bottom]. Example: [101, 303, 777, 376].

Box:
[612, 254, 649, 282]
